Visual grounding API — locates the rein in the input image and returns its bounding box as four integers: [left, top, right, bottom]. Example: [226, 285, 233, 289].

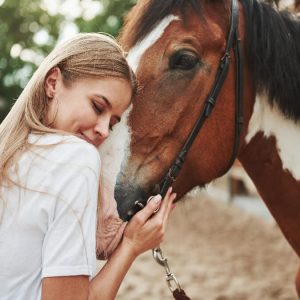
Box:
[126, 0, 243, 298]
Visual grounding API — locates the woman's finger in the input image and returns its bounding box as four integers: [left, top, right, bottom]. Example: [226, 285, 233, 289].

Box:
[130, 194, 162, 227]
[154, 187, 173, 217]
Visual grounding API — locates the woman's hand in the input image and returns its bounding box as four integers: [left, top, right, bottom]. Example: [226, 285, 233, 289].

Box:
[122, 187, 176, 257]
[88, 188, 176, 300]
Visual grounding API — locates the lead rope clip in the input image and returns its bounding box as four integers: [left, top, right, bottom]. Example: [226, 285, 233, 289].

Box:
[152, 247, 182, 293]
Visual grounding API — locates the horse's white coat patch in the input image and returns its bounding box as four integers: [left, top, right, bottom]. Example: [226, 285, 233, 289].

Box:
[245, 94, 300, 180]
[99, 105, 132, 188]
[127, 15, 179, 72]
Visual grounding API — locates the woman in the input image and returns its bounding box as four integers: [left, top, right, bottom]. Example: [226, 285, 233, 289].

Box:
[0, 33, 176, 300]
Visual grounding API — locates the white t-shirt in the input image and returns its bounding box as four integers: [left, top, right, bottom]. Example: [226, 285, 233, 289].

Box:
[0, 133, 101, 300]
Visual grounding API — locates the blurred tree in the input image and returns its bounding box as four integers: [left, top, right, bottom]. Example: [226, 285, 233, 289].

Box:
[76, 0, 136, 37]
[0, 0, 63, 120]
[0, 0, 136, 121]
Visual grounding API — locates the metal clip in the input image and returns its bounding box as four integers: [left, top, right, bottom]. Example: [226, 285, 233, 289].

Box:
[152, 247, 182, 292]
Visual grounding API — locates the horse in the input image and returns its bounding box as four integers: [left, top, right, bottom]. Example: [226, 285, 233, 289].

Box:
[98, 0, 300, 294]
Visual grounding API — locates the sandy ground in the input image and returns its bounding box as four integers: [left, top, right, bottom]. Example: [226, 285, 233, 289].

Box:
[97, 189, 299, 300]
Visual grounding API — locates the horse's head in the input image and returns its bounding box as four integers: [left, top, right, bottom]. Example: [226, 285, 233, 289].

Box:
[115, 0, 253, 220]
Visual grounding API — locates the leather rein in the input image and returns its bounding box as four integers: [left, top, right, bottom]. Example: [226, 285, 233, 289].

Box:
[126, 0, 243, 298]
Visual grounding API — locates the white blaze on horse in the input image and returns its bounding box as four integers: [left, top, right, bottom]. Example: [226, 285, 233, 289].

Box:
[101, 0, 300, 294]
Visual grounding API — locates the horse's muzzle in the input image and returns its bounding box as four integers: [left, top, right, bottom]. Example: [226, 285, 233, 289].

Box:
[115, 180, 146, 221]
[115, 178, 161, 221]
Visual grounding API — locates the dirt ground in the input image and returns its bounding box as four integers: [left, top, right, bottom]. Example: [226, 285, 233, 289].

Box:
[97, 188, 299, 300]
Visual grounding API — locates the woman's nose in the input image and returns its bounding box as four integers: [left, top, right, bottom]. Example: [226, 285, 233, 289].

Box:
[95, 119, 110, 140]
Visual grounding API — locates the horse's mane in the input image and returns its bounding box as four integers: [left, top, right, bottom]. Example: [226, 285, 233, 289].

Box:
[122, 0, 300, 121]
[241, 0, 300, 120]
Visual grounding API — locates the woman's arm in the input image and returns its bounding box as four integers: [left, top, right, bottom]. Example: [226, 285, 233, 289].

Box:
[88, 236, 137, 300]
[42, 188, 176, 300]
[89, 188, 176, 299]
[42, 276, 89, 300]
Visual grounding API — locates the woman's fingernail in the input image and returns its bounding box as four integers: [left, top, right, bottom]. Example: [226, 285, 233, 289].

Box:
[154, 195, 162, 203]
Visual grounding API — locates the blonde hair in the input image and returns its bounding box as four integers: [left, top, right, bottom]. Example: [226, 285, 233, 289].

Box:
[0, 33, 137, 184]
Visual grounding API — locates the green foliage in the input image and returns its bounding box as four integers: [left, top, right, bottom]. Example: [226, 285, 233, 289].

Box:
[0, 0, 63, 117]
[0, 0, 136, 121]
[76, 0, 137, 36]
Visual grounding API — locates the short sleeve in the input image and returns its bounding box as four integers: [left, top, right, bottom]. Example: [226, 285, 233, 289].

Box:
[41, 139, 101, 279]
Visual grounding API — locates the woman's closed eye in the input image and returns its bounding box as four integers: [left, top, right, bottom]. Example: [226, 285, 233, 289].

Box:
[92, 101, 104, 115]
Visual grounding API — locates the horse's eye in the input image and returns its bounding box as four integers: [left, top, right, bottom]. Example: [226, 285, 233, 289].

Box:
[169, 51, 199, 70]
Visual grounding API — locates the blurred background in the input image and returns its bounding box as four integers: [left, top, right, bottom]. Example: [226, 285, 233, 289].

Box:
[1, 0, 299, 299]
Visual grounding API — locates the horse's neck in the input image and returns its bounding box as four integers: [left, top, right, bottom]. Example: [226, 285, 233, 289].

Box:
[238, 93, 300, 256]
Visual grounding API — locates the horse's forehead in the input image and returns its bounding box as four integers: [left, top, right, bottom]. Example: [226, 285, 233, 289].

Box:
[126, 11, 225, 74]
[127, 15, 180, 73]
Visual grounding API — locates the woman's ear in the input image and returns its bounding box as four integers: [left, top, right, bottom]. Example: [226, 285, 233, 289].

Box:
[45, 67, 62, 98]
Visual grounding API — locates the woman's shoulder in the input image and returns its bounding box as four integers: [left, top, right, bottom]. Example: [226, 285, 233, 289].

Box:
[28, 133, 101, 174]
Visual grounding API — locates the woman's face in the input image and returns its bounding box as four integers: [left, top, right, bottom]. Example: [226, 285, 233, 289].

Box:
[45, 68, 132, 148]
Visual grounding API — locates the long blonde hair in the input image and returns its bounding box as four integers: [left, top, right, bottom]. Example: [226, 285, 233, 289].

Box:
[0, 33, 136, 184]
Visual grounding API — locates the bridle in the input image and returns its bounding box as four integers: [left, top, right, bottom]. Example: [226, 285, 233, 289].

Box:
[124, 0, 243, 298]
[125, 0, 243, 222]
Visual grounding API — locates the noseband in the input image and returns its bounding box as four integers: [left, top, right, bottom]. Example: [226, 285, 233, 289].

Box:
[125, 0, 243, 222]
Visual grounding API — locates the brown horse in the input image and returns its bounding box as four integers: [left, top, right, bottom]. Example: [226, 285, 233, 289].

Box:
[99, 0, 300, 294]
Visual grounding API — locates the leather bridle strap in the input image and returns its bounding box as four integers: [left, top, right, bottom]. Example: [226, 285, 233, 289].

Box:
[125, 0, 243, 222]
[226, 17, 244, 171]
[160, 0, 242, 199]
